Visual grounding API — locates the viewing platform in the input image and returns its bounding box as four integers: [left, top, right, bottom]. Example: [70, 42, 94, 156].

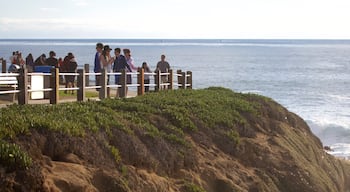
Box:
[0, 59, 192, 106]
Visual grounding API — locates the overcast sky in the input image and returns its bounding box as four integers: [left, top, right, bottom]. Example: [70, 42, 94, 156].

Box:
[1, 0, 350, 39]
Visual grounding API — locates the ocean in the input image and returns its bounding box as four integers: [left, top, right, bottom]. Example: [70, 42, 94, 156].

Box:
[1, 39, 350, 159]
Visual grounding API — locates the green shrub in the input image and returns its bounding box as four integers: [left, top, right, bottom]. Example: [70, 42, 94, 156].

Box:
[184, 182, 206, 192]
[0, 140, 32, 170]
[0, 87, 267, 157]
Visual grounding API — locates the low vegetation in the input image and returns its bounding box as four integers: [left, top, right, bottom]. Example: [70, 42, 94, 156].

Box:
[3, 87, 345, 192]
[0, 87, 259, 171]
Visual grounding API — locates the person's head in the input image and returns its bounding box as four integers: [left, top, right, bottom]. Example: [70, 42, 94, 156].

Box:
[114, 48, 121, 56]
[49, 51, 56, 57]
[68, 52, 74, 59]
[142, 62, 150, 71]
[161, 54, 166, 61]
[142, 62, 147, 68]
[103, 45, 112, 56]
[123, 49, 131, 57]
[96, 42, 103, 52]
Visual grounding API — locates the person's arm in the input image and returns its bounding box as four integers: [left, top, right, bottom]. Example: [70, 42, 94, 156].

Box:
[94, 52, 100, 72]
[123, 58, 132, 72]
[128, 57, 137, 71]
[100, 55, 108, 68]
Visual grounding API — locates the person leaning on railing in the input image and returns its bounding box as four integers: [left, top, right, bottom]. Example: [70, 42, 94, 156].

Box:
[156, 54, 170, 89]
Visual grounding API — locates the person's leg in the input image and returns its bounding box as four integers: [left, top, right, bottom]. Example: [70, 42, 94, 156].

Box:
[115, 75, 120, 97]
[145, 79, 150, 92]
[95, 75, 100, 91]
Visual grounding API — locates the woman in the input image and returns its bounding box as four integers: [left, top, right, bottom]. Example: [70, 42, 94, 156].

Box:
[25, 53, 34, 72]
[100, 45, 113, 72]
[100, 45, 113, 97]
[123, 49, 137, 84]
[142, 62, 151, 92]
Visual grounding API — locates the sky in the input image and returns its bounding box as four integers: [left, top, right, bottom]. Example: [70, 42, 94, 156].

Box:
[1, 0, 350, 39]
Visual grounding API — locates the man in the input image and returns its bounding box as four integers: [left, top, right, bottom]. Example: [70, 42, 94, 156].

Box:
[113, 48, 131, 96]
[46, 51, 58, 67]
[156, 54, 170, 89]
[94, 43, 103, 90]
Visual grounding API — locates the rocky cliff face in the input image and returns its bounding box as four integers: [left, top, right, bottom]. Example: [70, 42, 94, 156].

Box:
[0, 87, 349, 192]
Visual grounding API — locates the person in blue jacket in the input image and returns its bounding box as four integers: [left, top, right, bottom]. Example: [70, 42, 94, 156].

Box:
[94, 42, 103, 90]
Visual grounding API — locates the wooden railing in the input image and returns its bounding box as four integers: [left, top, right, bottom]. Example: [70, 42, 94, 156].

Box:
[0, 63, 192, 105]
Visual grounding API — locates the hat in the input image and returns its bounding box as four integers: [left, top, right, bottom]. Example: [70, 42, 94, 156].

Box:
[104, 45, 112, 51]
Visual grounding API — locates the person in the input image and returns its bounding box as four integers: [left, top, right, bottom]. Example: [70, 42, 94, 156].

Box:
[15, 52, 25, 67]
[113, 48, 132, 96]
[66, 53, 78, 94]
[34, 54, 46, 66]
[156, 54, 170, 89]
[62, 54, 70, 93]
[100, 45, 113, 71]
[57, 57, 64, 84]
[141, 62, 151, 92]
[100, 45, 113, 97]
[123, 49, 137, 85]
[25, 53, 34, 72]
[9, 52, 16, 64]
[94, 43, 103, 90]
[46, 51, 58, 67]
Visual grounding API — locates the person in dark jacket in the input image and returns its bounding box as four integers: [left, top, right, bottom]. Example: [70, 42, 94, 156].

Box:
[66, 53, 78, 94]
[113, 48, 131, 97]
[46, 51, 58, 67]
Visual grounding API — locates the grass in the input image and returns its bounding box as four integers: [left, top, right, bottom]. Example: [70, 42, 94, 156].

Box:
[0, 87, 264, 170]
[0, 139, 32, 170]
[59, 89, 99, 98]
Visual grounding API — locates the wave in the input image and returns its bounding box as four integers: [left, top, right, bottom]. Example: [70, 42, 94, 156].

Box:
[326, 143, 350, 160]
[306, 120, 350, 159]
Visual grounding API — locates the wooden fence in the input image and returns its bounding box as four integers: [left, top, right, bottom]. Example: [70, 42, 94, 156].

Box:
[0, 62, 192, 105]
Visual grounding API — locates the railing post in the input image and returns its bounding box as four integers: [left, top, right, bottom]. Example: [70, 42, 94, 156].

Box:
[84, 64, 89, 87]
[137, 68, 144, 96]
[99, 68, 107, 99]
[177, 70, 182, 89]
[155, 69, 161, 91]
[168, 69, 173, 90]
[119, 69, 127, 98]
[50, 68, 59, 104]
[18, 68, 28, 105]
[2, 59, 6, 73]
[77, 69, 85, 101]
[186, 71, 192, 89]
[180, 71, 186, 89]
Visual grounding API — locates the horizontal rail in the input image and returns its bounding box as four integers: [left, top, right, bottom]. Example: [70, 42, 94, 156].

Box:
[0, 67, 192, 105]
[0, 90, 20, 94]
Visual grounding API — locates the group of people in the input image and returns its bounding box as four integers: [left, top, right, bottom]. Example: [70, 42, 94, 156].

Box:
[93, 42, 171, 95]
[8, 50, 78, 94]
[6, 43, 171, 96]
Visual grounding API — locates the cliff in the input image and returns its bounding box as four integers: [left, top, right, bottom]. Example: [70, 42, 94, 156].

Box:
[0, 87, 349, 192]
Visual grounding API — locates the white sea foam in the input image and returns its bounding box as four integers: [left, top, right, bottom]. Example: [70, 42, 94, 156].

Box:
[326, 143, 350, 160]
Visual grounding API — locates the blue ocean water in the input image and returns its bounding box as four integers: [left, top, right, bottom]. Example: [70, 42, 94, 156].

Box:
[1, 39, 350, 158]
